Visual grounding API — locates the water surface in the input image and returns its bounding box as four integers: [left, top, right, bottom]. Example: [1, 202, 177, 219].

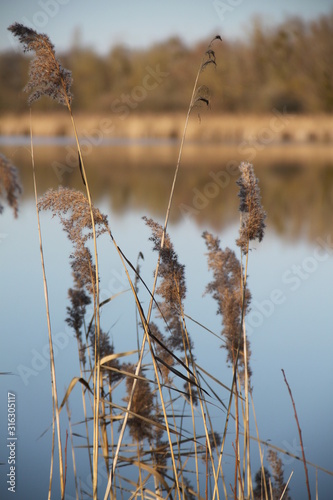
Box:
[1, 140, 333, 499]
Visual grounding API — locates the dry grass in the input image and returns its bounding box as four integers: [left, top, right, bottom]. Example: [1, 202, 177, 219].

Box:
[6, 22, 333, 500]
[1, 111, 333, 144]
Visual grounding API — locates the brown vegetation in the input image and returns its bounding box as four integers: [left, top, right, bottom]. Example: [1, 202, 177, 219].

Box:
[4, 16, 332, 500]
[2, 13, 333, 115]
[1, 111, 333, 144]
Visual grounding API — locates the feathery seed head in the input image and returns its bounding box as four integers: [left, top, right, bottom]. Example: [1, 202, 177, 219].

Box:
[203, 231, 252, 379]
[144, 217, 188, 352]
[122, 363, 155, 442]
[0, 154, 22, 218]
[38, 187, 108, 294]
[8, 22, 73, 106]
[236, 162, 266, 253]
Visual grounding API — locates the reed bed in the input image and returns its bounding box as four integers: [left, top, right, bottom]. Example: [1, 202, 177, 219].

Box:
[3, 21, 332, 500]
[1, 111, 333, 145]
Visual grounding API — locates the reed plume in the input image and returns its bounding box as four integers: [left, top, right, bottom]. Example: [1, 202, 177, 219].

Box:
[8, 23, 72, 106]
[38, 187, 108, 295]
[89, 328, 122, 383]
[144, 216, 188, 352]
[38, 187, 108, 242]
[149, 322, 174, 383]
[122, 363, 155, 443]
[203, 231, 252, 379]
[0, 154, 22, 218]
[267, 450, 291, 500]
[66, 287, 91, 366]
[236, 162, 266, 254]
[6, 24, 105, 495]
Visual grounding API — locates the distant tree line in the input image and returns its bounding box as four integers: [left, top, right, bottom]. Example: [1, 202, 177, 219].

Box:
[2, 12, 333, 114]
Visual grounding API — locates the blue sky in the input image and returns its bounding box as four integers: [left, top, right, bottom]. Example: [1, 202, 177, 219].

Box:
[1, 0, 333, 54]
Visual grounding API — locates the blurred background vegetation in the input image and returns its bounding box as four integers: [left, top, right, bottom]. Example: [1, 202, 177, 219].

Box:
[2, 12, 333, 114]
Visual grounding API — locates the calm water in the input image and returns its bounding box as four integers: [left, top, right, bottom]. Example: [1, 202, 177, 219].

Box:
[1, 140, 333, 499]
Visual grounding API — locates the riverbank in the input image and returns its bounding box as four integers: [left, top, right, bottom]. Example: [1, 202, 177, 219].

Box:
[1, 112, 333, 144]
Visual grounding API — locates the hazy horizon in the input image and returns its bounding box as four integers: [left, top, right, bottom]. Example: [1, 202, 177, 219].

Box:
[1, 0, 333, 55]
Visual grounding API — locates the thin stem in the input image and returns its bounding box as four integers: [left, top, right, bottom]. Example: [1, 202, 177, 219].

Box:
[48, 397, 55, 500]
[76, 336, 93, 484]
[282, 369, 311, 500]
[280, 471, 294, 500]
[103, 233, 181, 499]
[29, 110, 65, 499]
[66, 106, 101, 500]
[250, 392, 269, 500]
[64, 430, 68, 493]
[66, 401, 79, 500]
[103, 42, 219, 498]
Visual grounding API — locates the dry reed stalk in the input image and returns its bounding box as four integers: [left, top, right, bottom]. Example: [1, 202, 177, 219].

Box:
[68, 97, 101, 500]
[209, 162, 265, 499]
[250, 393, 269, 500]
[145, 217, 222, 497]
[179, 327, 200, 496]
[104, 37, 222, 498]
[195, 376, 228, 498]
[280, 471, 294, 500]
[28, 111, 65, 499]
[74, 334, 93, 484]
[282, 369, 311, 500]
[240, 281, 251, 497]
[8, 23, 103, 499]
[102, 235, 182, 500]
[166, 385, 186, 495]
[177, 292, 223, 498]
[206, 237, 249, 500]
[243, 328, 252, 498]
[48, 398, 55, 500]
[38, 185, 108, 491]
[65, 400, 79, 500]
[246, 434, 333, 477]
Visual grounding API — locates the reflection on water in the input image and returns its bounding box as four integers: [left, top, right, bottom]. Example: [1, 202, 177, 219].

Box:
[1, 140, 333, 499]
[2, 141, 333, 240]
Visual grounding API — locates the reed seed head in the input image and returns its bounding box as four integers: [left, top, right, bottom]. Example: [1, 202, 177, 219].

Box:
[236, 162, 266, 254]
[66, 287, 91, 366]
[8, 22, 73, 106]
[203, 231, 252, 378]
[0, 154, 22, 218]
[144, 216, 187, 352]
[38, 187, 108, 242]
[122, 363, 155, 443]
[150, 322, 174, 383]
[267, 450, 290, 499]
[38, 187, 108, 294]
[89, 328, 122, 384]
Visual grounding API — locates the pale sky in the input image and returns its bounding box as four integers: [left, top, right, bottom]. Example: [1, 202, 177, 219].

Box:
[1, 0, 333, 54]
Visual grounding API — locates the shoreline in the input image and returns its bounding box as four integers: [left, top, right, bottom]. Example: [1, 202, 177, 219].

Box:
[1, 112, 333, 145]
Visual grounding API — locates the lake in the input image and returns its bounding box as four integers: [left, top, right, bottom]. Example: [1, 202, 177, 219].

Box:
[0, 138, 333, 499]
